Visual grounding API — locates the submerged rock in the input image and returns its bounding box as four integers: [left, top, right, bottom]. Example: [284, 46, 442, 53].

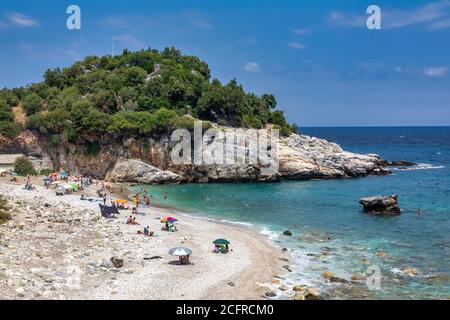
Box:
[379, 160, 416, 167]
[304, 288, 321, 300]
[359, 195, 401, 215]
[402, 268, 419, 276]
[283, 230, 293, 236]
[293, 285, 305, 292]
[322, 271, 335, 279]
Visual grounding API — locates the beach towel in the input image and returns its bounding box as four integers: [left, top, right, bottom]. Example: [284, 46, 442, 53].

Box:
[99, 204, 120, 217]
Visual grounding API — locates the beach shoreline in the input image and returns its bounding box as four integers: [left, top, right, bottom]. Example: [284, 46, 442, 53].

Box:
[0, 176, 289, 300]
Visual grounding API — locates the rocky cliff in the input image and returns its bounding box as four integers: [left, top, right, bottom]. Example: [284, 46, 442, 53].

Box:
[0, 128, 389, 183]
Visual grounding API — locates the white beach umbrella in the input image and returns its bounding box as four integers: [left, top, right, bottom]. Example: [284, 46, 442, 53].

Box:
[168, 247, 192, 256]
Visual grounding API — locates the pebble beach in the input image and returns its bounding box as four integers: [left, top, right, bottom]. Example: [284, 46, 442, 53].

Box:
[0, 177, 291, 300]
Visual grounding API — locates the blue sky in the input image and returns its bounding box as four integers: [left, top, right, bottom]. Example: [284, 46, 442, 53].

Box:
[0, 0, 449, 126]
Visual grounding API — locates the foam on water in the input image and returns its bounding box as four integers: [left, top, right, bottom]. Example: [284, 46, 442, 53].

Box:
[391, 163, 445, 170]
[259, 227, 279, 241]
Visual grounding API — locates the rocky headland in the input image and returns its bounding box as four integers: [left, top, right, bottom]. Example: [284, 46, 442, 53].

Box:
[0, 127, 390, 184]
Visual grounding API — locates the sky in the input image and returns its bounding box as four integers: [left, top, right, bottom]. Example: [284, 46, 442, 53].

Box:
[0, 0, 449, 126]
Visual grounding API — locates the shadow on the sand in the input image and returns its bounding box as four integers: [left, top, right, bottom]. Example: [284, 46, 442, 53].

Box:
[168, 260, 193, 266]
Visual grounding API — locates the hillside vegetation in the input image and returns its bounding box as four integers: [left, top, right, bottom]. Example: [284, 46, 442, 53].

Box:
[1, 47, 296, 145]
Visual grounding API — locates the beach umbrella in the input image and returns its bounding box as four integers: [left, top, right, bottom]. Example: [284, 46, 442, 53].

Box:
[61, 183, 73, 190]
[69, 182, 78, 190]
[115, 199, 129, 203]
[168, 247, 192, 256]
[160, 217, 177, 223]
[213, 239, 231, 245]
[60, 171, 68, 178]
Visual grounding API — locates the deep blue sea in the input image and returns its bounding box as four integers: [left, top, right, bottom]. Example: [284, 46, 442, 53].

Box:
[135, 127, 450, 299]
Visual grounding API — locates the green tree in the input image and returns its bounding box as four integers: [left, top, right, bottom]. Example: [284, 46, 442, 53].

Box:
[22, 93, 43, 115]
[14, 156, 37, 176]
[0, 121, 22, 139]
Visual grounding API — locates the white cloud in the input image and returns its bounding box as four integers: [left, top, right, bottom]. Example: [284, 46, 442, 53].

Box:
[292, 28, 310, 35]
[288, 42, 306, 50]
[244, 62, 261, 72]
[328, 10, 366, 27]
[7, 12, 39, 27]
[328, 1, 450, 30]
[115, 34, 145, 48]
[184, 10, 214, 30]
[423, 67, 448, 77]
[427, 19, 450, 30]
[18, 43, 82, 61]
[99, 10, 213, 33]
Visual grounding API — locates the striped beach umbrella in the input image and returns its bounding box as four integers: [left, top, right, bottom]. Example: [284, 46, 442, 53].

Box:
[160, 217, 177, 223]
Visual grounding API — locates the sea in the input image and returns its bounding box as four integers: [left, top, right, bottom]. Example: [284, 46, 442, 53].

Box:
[133, 127, 450, 299]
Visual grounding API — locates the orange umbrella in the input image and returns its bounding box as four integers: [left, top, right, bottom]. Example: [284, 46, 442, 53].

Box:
[115, 199, 129, 204]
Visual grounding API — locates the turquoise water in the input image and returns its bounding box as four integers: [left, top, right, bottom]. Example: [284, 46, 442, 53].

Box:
[134, 127, 450, 299]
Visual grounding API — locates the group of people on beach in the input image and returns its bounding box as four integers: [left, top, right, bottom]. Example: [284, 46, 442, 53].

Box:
[125, 188, 174, 236]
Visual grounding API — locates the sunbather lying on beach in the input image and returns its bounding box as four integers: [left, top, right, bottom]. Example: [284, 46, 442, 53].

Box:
[131, 217, 140, 225]
[126, 215, 133, 224]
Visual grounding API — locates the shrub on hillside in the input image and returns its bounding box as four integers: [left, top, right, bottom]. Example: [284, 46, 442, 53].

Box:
[0, 194, 11, 224]
[39, 168, 53, 176]
[0, 121, 22, 139]
[13, 156, 37, 176]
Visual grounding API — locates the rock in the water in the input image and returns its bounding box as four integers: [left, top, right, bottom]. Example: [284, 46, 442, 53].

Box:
[359, 195, 401, 215]
[293, 293, 305, 300]
[279, 285, 289, 291]
[283, 230, 293, 236]
[283, 265, 295, 272]
[106, 158, 181, 184]
[402, 268, 419, 276]
[379, 160, 416, 167]
[293, 285, 305, 292]
[110, 257, 124, 268]
[351, 274, 365, 282]
[265, 291, 277, 297]
[304, 288, 321, 300]
[322, 271, 335, 279]
[329, 276, 349, 284]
